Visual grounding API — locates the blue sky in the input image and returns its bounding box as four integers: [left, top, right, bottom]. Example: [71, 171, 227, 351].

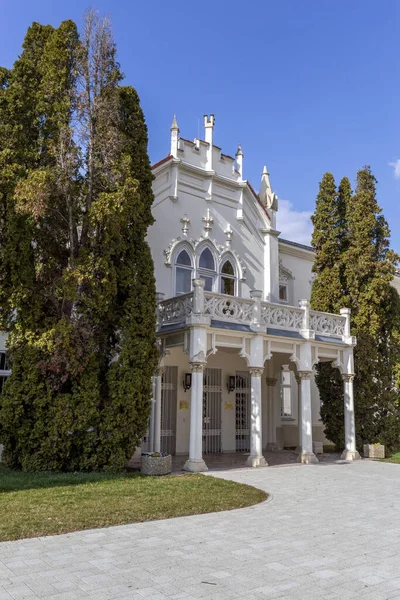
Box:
[1, 0, 399, 250]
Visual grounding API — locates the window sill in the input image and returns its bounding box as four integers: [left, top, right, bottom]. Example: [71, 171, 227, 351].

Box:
[281, 416, 295, 422]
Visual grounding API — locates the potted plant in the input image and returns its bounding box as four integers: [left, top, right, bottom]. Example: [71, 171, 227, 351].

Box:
[141, 452, 172, 476]
[363, 443, 385, 459]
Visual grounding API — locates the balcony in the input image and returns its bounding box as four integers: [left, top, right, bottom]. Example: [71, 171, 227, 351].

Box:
[156, 284, 347, 342]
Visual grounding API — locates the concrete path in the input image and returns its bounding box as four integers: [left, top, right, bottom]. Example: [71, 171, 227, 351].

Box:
[1, 460, 400, 599]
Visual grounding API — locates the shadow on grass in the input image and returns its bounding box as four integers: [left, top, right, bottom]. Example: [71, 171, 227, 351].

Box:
[0, 464, 147, 493]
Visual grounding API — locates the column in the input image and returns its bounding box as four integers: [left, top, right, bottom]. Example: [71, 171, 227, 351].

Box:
[297, 371, 318, 464]
[266, 377, 280, 451]
[153, 369, 163, 453]
[246, 368, 267, 467]
[183, 362, 208, 472]
[295, 375, 302, 454]
[341, 374, 360, 461]
[149, 377, 156, 452]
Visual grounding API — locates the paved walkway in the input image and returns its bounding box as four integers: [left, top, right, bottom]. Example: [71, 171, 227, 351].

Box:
[170, 450, 341, 472]
[1, 460, 400, 599]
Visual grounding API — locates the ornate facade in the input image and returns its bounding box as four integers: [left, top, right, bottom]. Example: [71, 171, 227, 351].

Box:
[146, 114, 362, 470]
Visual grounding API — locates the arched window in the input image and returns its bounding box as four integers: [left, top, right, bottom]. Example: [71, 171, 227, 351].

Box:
[220, 259, 236, 296]
[198, 247, 216, 291]
[175, 249, 193, 295]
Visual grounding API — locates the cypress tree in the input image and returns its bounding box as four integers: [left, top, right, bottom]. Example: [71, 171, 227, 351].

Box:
[344, 167, 400, 449]
[310, 173, 343, 312]
[0, 12, 157, 470]
[311, 167, 400, 451]
[311, 174, 350, 448]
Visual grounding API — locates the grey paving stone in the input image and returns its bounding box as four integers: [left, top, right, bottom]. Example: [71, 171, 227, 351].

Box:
[2, 461, 400, 599]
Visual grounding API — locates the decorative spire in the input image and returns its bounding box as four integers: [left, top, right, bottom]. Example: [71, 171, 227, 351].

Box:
[170, 114, 179, 131]
[235, 144, 244, 179]
[170, 114, 180, 157]
[259, 165, 278, 212]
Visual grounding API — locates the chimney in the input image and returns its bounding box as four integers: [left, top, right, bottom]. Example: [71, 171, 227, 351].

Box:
[170, 115, 179, 158]
[204, 114, 215, 170]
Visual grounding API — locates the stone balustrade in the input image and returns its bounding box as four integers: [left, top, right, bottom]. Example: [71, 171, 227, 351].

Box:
[157, 287, 347, 339]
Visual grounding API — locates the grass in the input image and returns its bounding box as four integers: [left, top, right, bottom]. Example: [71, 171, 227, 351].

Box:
[383, 452, 400, 464]
[0, 466, 267, 542]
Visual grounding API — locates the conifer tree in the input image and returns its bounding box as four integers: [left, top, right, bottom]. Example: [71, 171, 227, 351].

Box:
[0, 12, 157, 470]
[311, 174, 349, 447]
[311, 167, 400, 450]
[310, 173, 343, 312]
[344, 167, 400, 449]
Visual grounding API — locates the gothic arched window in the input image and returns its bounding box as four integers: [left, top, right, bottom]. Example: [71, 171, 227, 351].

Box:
[198, 247, 216, 291]
[220, 259, 236, 296]
[175, 248, 193, 295]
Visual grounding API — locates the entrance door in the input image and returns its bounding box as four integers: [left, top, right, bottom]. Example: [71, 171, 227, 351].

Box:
[203, 368, 222, 453]
[161, 366, 177, 455]
[235, 372, 251, 452]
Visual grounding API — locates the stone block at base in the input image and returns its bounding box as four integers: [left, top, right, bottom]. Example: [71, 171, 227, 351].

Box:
[141, 454, 172, 476]
[341, 449, 361, 461]
[313, 441, 324, 455]
[363, 444, 384, 459]
[266, 443, 281, 452]
[245, 455, 268, 468]
[297, 451, 319, 464]
[183, 458, 208, 472]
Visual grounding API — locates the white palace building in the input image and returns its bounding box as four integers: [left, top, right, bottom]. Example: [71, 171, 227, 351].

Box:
[1, 114, 398, 467]
[146, 114, 365, 471]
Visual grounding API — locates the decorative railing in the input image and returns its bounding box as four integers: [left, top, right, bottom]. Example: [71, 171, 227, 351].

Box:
[309, 311, 345, 338]
[157, 293, 193, 326]
[204, 293, 254, 324]
[261, 302, 304, 331]
[157, 286, 348, 341]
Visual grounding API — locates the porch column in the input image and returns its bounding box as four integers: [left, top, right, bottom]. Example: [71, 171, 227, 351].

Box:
[183, 362, 208, 472]
[266, 377, 279, 451]
[295, 374, 301, 454]
[149, 377, 156, 452]
[297, 371, 318, 464]
[246, 368, 267, 467]
[341, 374, 360, 461]
[154, 369, 163, 453]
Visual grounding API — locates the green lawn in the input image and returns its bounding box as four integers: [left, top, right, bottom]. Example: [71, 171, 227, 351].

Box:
[0, 466, 267, 542]
[384, 452, 400, 464]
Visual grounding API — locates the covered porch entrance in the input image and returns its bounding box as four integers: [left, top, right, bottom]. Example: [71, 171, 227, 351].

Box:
[151, 279, 359, 471]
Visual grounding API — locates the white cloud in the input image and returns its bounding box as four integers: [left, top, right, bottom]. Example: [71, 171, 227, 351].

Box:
[389, 159, 400, 179]
[276, 199, 313, 246]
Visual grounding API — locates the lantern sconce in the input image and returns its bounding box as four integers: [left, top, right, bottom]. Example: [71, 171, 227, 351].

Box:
[227, 375, 236, 394]
[183, 372, 192, 392]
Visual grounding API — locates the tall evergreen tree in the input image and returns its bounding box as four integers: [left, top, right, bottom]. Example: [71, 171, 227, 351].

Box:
[310, 173, 343, 312]
[344, 167, 400, 449]
[0, 12, 157, 471]
[310, 174, 351, 448]
[311, 167, 400, 450]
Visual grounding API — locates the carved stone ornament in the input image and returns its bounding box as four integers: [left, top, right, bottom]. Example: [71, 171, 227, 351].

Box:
[202, 208, 214, 236]
[180, 214, 190, 235]
[249, 367, 264, 377]
[279, 261, 293, 284]
[342, 374, 355, 383]
[298, 371, 312, 380]
[190, 362, 206, 373]
[163, 237, 247, 280]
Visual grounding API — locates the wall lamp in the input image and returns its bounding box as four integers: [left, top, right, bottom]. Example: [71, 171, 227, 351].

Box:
[227, 375, 236, 394]
[183, 373, 192, 392]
